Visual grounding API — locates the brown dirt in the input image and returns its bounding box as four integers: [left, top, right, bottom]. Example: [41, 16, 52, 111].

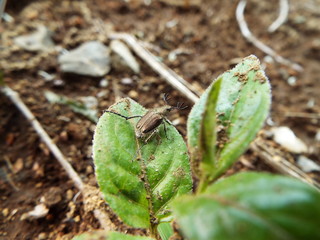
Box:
[1, 0, 319, 239]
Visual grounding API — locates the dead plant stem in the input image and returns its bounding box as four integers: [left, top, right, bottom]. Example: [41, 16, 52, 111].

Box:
[1, 86, 85, 191]
[236, 0, 303, 72]
[109, 33, 200, 103]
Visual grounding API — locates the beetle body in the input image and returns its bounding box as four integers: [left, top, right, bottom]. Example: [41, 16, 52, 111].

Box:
[105, 94, 187, 142]
[135, 105, 172, 138]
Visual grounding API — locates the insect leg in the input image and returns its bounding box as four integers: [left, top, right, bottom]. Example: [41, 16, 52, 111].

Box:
[131, 143, 146, 162]
[144, 129, 158, 143]
[104, 110, 142, 120]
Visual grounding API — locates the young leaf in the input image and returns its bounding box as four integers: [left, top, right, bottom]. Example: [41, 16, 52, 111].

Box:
[93, 98, 192, 228]
[109, 232, 155, 240]
[157, 222, 174, 240]
[72, 231, 155, 240]
[199, 78, 222, 179]
[72, 230, 108, 240]
[172, 172, 320, 240]
[187, 55, 271, 181]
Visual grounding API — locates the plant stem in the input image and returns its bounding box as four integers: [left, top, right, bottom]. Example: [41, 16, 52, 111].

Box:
[150, 223, 160, 240]
[135, 140, 160, 239]
[196, 175, 209, 195]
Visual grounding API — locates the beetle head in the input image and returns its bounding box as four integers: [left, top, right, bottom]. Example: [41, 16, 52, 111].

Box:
[163, 93, 188, 111]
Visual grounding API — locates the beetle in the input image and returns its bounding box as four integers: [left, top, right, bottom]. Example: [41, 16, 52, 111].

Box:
[105, 93, 187, 142]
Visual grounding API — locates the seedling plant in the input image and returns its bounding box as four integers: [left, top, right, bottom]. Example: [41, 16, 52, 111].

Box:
[74, 55, 320, 240]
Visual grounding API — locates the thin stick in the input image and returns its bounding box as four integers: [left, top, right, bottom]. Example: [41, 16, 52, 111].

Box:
[236, 0, 303, 72]
[2, 158, 20, 191]
[112, 80, 123, 102]
[251, 137, 320, 190]
[284, 112, 320, 119]
[1, 86, 84, 191]
[109, 33, 200, 103]
[268, 0, 289, 33]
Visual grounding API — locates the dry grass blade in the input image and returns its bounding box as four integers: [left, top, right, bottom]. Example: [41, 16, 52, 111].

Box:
[109, 33, 200, 103]
[1, 86, 85, 191]
[251, 137, 320, 190]
[268, 0, 289, 32]
[236, 0, 303, 72]
[1, 86, 115, 230]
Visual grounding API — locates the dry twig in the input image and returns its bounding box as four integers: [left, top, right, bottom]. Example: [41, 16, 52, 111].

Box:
[236, 0, 303, 72]
[109, 33, 200, 103]
[251, 137, 320, 190]
[268, 0, 289, 32]
[284, 112, 320, 119]
[1, 85, 115, 229]
[1, 86, 85, 190]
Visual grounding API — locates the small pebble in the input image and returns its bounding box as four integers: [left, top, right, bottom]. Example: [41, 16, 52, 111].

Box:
[263, 55, 274, 63]
[99, 78, 109, 87]
[38, 70, 55, 81]
[166, 19, 178, 28]
[307, 99, 315, 108]
[271, 126, 308, 154]
[287, 76, 297, 86]
[59, 131, 68, 141]
[66, 190, 74, 201]
[14, 25, 55, 52]
[2, 208, 9, 217]
[13, 158, 24, 173]
[97, 90, 108, 98]
[128, 90, 138, 98]
[86, 165, 93, 174]
[110, 40, 140, 74]
[38, 233, 47, 240]
[58, 41, 111, 77]
[53, 79, 65, 87]
[315, 130, 320, 142]
[74, 215, 80, 222]
[297, 155, 320, 172]
[21, 204, 49, 220]
[121, 77, 133, 85]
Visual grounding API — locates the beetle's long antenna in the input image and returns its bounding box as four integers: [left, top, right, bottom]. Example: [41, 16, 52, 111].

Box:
[162, 93, 188, 110]
[163, 93, 170, 105]
[175, 102, 188, 110]
[104, 110, 142, 120]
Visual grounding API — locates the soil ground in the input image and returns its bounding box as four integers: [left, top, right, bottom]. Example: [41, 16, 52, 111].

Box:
[1, 0, 319, 239]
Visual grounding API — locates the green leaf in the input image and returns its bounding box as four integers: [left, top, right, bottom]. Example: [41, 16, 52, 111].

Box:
[199, 78, 222, 177]
[172, 172, 320, 240]
[187, 55, 271, 181]
[71, 230, 108, 240]
[157, 222, 174, 240]
[109, 232, 155, 240]
[72, 231, 155, 240]
[93, 98, 192, 228]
